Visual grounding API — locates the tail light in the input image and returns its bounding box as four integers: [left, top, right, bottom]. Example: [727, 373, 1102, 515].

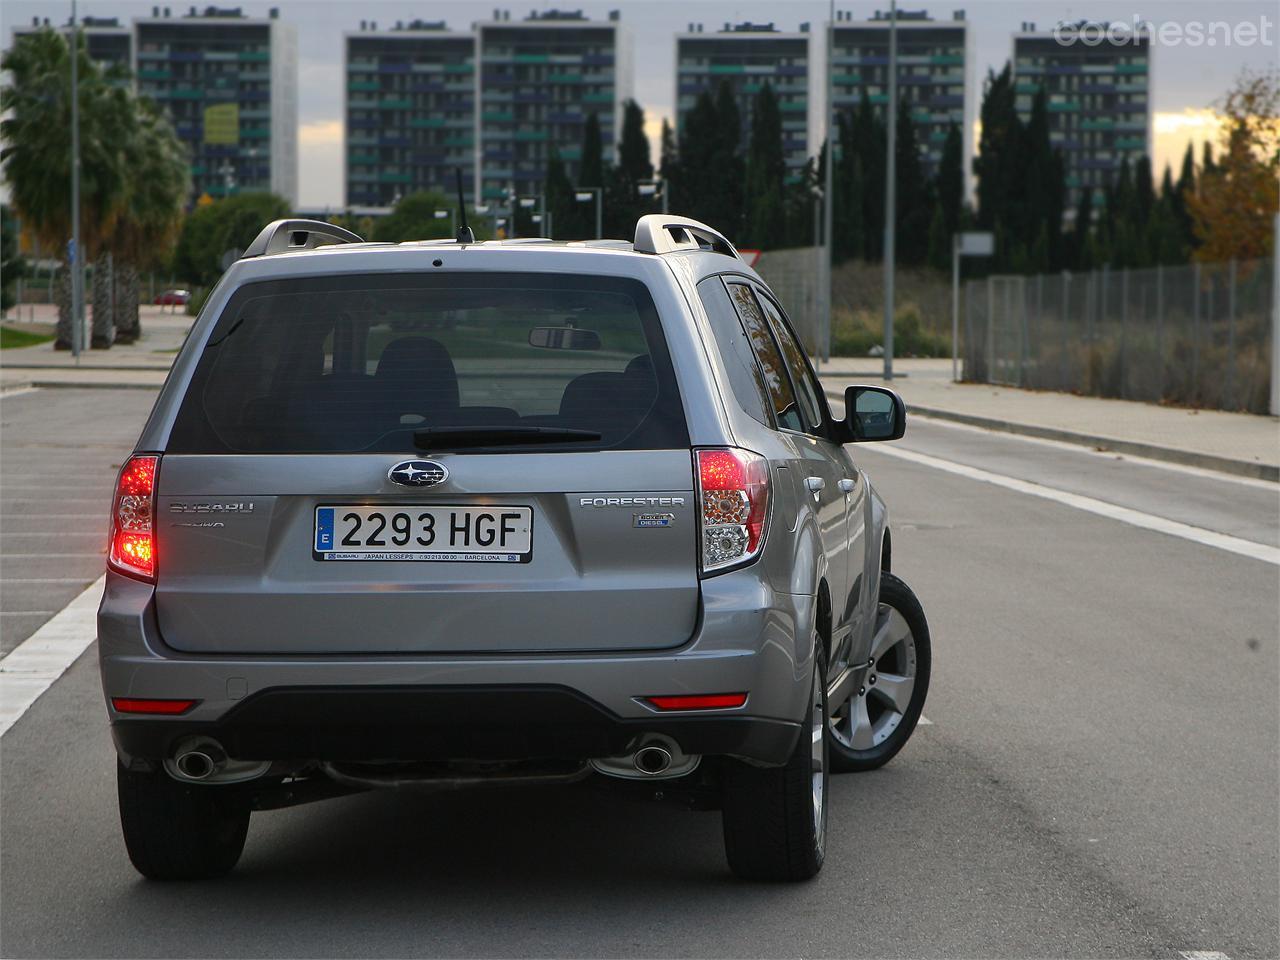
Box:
[695, 447, 770, 575]
[108, 454, 159, 581]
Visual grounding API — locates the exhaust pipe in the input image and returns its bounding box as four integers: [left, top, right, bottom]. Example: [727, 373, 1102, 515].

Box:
[590, 735, 700, 780]
[633, 742, 673, 776]
[173, 739, 227, 781]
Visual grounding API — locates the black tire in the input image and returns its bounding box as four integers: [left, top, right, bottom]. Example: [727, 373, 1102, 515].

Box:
[721, 640, 827, 882]
[117, 761, 251, 880]
[829, 572, 931, 773]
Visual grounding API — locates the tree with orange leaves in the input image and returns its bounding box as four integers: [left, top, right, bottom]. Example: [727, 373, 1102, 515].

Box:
[1186, 68, 1280, 264]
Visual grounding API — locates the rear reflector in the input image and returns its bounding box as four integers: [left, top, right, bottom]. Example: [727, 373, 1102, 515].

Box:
[110, 698, 197, 715]
[646, 693, 748, 711]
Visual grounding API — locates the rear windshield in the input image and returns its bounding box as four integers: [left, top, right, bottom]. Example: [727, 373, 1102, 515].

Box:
[167, 273, 689, 454]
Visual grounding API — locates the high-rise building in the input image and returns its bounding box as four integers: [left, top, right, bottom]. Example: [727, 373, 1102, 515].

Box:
[829, 8, 970, 181]
[1013, 22, 1151, 208]
[344, 20, 475, 208]
[675, 22, 812, 182]
[474, 9, 631, 212]
[134, 6, 297, 205]
[11, 16, 134, 76]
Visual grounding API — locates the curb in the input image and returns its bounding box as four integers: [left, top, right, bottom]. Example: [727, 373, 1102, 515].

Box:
[1, 363, 173, 372]
[824, 390, 1278, 483]
[26, 378, 164, 391]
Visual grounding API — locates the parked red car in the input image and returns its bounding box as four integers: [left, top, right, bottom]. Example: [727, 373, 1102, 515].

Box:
[153, 289, 190, 306]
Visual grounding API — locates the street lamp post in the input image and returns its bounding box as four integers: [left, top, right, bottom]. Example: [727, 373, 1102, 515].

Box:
[638, 180, 668, 215]
[882, 0, 898, 380]
[68, 0, 83, 359]
[821, 0, 834, 366]
[519, 195, 547, 238]
[575, 188, 602, 239]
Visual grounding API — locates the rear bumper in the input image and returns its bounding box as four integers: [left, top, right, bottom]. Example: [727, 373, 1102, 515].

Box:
[111, 684, 802, 766]
[99, 570, 817, 766]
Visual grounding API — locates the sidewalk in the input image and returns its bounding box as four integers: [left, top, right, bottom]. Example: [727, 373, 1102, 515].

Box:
[1, 305, 186, 390]
[820, 358, 1280, 482]
[2, 325, 1275, 481]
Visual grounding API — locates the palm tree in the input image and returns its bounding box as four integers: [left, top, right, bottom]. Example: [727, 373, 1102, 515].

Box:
[1, 27, 128, 349]
[111, 98, 190, 343]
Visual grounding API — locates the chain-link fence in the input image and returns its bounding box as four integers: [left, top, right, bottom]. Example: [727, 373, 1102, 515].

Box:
[963, 259, 1276, 413]
[756, 246, 825, 358]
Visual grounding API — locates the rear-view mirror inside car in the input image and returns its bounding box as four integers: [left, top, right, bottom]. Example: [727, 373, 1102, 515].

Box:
[528, 326, 602, 350]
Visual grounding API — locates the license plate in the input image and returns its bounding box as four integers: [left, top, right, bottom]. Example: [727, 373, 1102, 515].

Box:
[314, 505, 532, 562]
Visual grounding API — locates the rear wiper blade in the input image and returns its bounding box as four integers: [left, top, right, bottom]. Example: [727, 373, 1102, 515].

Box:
[413, 426, 602, 450]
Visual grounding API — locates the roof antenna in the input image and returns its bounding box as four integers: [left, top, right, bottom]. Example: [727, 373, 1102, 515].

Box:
[454, 168, 475, 244]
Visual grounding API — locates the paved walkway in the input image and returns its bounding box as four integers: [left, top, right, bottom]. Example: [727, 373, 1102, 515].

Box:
[3, 317, 1274, 481]
[819, 358, 1279, 480]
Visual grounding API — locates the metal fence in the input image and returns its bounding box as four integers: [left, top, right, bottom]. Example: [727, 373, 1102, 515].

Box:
[963, 259, 1276, 413]
[755, 246, 825, 358]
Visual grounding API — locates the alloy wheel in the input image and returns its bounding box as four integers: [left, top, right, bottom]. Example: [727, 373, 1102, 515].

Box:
[828, 602, 918, 752]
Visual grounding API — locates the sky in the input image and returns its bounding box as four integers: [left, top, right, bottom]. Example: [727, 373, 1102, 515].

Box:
[3, 0, 1276, 207]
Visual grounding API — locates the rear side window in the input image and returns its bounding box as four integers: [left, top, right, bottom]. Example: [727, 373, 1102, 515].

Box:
[755, 291, 824, 433]
[726, 282, 804, 433]
[168, 273, 689, 454]
[696, 276, 772, 427]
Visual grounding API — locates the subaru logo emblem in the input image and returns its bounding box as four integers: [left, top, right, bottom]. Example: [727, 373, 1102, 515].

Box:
[387, 459, 449, 487]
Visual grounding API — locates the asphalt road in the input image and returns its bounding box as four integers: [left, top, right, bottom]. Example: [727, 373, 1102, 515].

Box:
[1, 388, 1276, 958]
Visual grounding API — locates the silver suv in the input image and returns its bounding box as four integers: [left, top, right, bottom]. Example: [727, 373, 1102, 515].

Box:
[100, 215, 931, 882]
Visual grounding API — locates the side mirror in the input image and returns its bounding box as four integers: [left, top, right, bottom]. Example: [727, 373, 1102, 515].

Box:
[528, 326, 601, 351]
[844, 385, 905, 442]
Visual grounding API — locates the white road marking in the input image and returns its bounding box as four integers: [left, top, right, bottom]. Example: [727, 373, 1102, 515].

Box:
[0, 576, 103, 737]
[1, 553, 105, 559]
[1179, 952, 1231, 959]
[918, 715, 933, 726]
[1, 578, 101, 583]
[867, 444, 1280, 566]
[0, 386, 40, 399]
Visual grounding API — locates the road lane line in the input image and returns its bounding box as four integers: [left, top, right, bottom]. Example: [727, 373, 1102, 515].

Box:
[0, 387, 40, 399]
[0, 576, 103, 737]
[865, 444, 1280, 566]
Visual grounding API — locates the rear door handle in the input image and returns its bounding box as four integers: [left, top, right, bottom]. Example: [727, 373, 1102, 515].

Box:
[805, 476, 826, 493]
[838, 478, 856, 493]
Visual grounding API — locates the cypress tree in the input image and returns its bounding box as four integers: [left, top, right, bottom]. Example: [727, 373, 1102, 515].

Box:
[617, 99, 652, 183]
[894, 98, 930, 265]
[743, 83, 786, 248]
[712, 81, 745, 239]
[580, 112, 603, 188]
[659, 117, 678, 211]
[936, 123, 964, 240]
[1069, 186, 1093, 270]
[544, 146, 577, 239]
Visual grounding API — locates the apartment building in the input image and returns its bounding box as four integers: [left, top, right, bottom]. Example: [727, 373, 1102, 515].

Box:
[829, 8, 970, 180]
[11, 15, 134, 75]
[474, 9, 631, 209]
[345, 20, 475, 208]
[1013, 21, 1152, 207]
[134, 5, 297, 205]
[675, 22, 812, 182]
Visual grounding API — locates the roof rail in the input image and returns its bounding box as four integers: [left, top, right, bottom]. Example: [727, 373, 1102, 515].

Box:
[241, 219, 363, 259]
[633, 214, 740, 260]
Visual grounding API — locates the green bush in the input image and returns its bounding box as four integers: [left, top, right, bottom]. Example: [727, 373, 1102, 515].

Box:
[832, 303, 950, 358]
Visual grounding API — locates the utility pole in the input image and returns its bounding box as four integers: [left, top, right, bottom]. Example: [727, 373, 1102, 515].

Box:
[69, 0, 83, 359]
[882, 0, 897, 380]
[821, 0, 834, 366]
